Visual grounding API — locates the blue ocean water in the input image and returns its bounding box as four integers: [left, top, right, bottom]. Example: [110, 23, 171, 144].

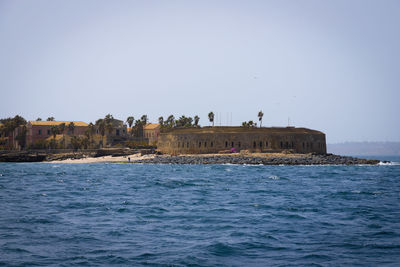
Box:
[0, 159, 400, 266]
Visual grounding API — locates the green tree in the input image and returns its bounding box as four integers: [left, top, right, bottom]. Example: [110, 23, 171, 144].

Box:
[47, 117, 55, 121]
[194, 115, 200, 127]
[68, 122, 75, 135]
[208, 112, 215, 126]
[258, 111, 264, 128]
[0, 115, 27, 137]
[81, 136, 90, 149]
[96, 119, 106, 137]
[175, 115, 193, 128]
[126, 116, 134, 128]
[36, 118, 42, 121]
[87, 122, 96, 140]
[58, 123, 66, 134]
[84, 123, 96, 148]
[166, 115, 175, 128]
[15, 125, 27, 149]
[141, 115, 148, 124]
[70, 136, 81, 150]
[241, 120, 257, 128]
[50, 125, 59, 139]
[133, 120, 144, 137]
[158, 116, 164, 126]
[105, 114, 114, 123]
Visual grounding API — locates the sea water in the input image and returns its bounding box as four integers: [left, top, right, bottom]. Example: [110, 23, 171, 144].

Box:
[0, 158, 400, 266]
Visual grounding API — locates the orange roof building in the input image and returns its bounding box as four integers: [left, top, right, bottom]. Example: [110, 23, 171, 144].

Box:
[143, 123, 160, 144]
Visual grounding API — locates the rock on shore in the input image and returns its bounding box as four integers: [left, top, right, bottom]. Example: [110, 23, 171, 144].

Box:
[132, 153, 380, 165]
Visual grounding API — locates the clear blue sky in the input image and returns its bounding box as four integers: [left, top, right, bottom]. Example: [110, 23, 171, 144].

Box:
[1, 0, 399, 143]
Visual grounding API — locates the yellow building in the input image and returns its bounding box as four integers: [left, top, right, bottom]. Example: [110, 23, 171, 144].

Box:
[143, 123, 160, 145]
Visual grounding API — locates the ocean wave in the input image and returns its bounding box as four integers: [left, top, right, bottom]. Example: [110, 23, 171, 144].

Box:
[378, 161, 400, 165]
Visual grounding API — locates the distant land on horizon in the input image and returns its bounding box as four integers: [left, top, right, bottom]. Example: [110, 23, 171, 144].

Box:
[328, 142, 400, 156]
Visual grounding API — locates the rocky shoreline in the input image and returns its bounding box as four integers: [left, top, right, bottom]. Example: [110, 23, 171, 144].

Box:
[0, 150, 382, 165]
[133, 153, 380, 165]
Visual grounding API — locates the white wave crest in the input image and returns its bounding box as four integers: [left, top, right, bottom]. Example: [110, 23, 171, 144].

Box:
[378, 161, 400, 166]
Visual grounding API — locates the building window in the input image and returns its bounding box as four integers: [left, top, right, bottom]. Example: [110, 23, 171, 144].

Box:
[302, 142, 305, 149]
[253, 141, 256, 148]
[231, 142, 234, 147]
[259, 141, 262, 147]
[266, 141, 268, 147]
[292, 142, 294, 148]
[47, 130, 50, 135]
[187, 142, 189, 148]
[116, 129, 120, 136]
[238, 142, 241, 148]
[178, 142, 180, 148]
[280, 141, 283, 148]
[225, 141, 228, 148]
[211, 141, 213, 147]
[286, 142, 289, 148]
[311, 143, 313, 149]
[199, 142, 201, 148]
[38, 129, 41, 135]
[204, 142, 207, 147]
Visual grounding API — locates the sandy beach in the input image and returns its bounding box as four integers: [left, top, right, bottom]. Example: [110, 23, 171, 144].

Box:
[48, 153, 156, 163]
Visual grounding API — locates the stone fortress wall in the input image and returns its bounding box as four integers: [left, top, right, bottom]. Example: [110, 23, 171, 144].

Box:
[157, 126, 327, 154]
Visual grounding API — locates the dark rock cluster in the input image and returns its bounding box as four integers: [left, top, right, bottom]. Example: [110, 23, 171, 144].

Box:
[133, 154, 380, 165]
[0, 152, 47, 162]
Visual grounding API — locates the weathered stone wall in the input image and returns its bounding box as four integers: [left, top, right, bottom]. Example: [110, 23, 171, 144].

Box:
[157, 127, 326, 154]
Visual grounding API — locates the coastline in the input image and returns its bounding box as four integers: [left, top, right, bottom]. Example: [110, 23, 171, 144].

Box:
[48, 153, 154, 163]
[0, 150, 382, 165]
[49, 152, 380, 165]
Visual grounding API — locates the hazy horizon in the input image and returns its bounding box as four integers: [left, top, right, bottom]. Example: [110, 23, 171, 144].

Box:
[1, 0, 399, 143]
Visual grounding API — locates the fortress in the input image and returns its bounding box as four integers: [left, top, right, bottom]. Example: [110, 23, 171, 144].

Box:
[157, 126, 326, 154]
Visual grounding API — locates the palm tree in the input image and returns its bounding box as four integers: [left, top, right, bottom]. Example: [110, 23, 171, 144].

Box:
[194, 115, 200, 127]
[50, 125, 59, 139]
[258, 111, 264, 128]
[133, 119, 144, 137]
[105, 114, 114, 123]
[86, 122, 96, 146]
[141, 115, 148, 124]
[126, 116, 134, 128]
[58, 123, 66, 135]
[47, 117, 55, 121]
[166, 115, 175, 128]
[208, 112, 214, 126]
[88, 122, 96, 136]
[158, 116, 164, 126]
[70, 136, 81, 150]
[96, 119, 106, 137]
[68, 122, 75, 135]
